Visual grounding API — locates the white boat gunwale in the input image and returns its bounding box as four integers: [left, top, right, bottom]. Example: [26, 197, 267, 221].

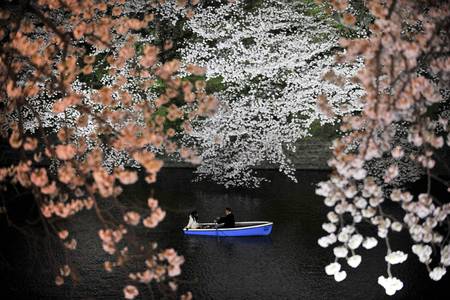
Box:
[183, 221, 273, 231]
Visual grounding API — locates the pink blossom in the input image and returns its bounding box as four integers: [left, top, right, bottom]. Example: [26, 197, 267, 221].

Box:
[41, 181, 58, 195]
[168, 265, 181, 277]
[117, 170, 138, 185]
[123, 211, 141, 226]
[123, 285, 139, 300]
[64, 239, 77, 250]
[104, 261, 113, 272]
[102, 242, 116, 255]
[147, 198, 158, 210]
[58, 230, 69, 240]
[55, 275, 64, 286]
[98, 229, 113, 243]
[137, 270, 154, 283]
[143, 216, 157, 228]
[55, 144, 77, 160]
[30, 168, 48, 187]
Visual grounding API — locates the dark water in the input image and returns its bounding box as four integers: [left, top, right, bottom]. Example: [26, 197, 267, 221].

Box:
[1, 169, 449, 299]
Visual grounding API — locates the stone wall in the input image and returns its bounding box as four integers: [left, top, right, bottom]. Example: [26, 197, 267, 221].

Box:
[161, 138, 333, 170]
[285, 138, 332, 170]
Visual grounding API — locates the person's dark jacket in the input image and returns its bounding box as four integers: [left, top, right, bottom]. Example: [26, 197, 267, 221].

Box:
[216, 213, 235, 228]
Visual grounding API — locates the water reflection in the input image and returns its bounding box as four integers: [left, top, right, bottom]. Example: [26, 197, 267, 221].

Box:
[184, 236, 273, 247]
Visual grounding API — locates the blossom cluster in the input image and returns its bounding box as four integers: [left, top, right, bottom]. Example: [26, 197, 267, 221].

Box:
[124, 248, 185, 299]
[178, 0, 362, 187]
[316, 0, 450, 296]
[0, 0, 208, 298]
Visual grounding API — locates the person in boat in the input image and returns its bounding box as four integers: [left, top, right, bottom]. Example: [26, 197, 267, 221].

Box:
[185, 210, 200, 229]
[215, 207, 235, 228]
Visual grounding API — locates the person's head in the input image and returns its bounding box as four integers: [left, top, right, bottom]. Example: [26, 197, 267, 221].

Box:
[191, 210, 198, 220]
[225, 207, 232, 215]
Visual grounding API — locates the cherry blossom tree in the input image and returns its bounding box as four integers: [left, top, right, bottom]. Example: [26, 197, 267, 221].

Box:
[178, 0, 363, 187]
[316, 0, 450, 296]
[0, 0, 212, 298]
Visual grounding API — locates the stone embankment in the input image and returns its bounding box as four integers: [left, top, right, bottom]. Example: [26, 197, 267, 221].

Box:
[162, 138, 333, 170]
[0, 138, 333, 170]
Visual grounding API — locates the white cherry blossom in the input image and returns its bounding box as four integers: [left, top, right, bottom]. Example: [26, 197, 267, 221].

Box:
[318, 234, 337, 248]
[348, 234, 363, 250]
[347, 255, 362, 268]
[378, 276, 404, 296]
[441, 245, 450, 266]
[362, 237, 378, 249]
[429, 267, 446, 281]
[412, 244, 432, 263]
[325, 262, 341, 275]
[333, 246, 349, 258]
[391, 222, 403, 232]
[322, 223, 337, 233]
[334, 270, 347, 282]
[385, 251, 408, 265]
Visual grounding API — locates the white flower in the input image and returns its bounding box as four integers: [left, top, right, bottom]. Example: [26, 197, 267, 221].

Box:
[429, 267, 446, 281]
[362, 207, 376, 218]
[316, 182, 333, 197]
[318, 237, 329, 248]
[385, 251, 408, 264]
[335, 204, 345, 214]
[333, 246, 349, 258]
[322, 223, 337, 233]
[378, 276, 404, 296]
[403, 213, 418, 226]
[318, 234, 337, 248]
[441, 245, 450, 266]
[390, 189, 402, 202]
[327, 211, 339, 223]
[354, 197, 367, 209]
[348, 234, 363, 250]
[338, 231, 350, 243]
[324, 197, 337, 207]
[415, 203, 431, 219]
[418, 193, 432, 205]
[344, 186, 358, 198]
[328, 233, 337, 244]
[353, 213, 362, 223]
[412, 244, 432, 263]
[362, 237, 378, 249]
[423, 233, 432, 243]
[391, 222, 403, 232]
[342, 225, 355, 234]
[433, 233, 443, 244]
[369, 197, 383, 207]
[401, 192, 413, 202]
[377, 226, 388, 238]
[334, 270, 347, 282]
[325, 262, 341, 275]
[347, 255, 362, 268]
[352, 168, 367, 180]
[384, 164, 399, 183]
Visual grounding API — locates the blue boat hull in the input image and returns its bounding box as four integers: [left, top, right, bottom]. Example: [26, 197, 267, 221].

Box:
[183, 222, 273, 237]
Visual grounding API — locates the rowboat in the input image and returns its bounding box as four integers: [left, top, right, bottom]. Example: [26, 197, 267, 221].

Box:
[183, 221, 273, 237]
